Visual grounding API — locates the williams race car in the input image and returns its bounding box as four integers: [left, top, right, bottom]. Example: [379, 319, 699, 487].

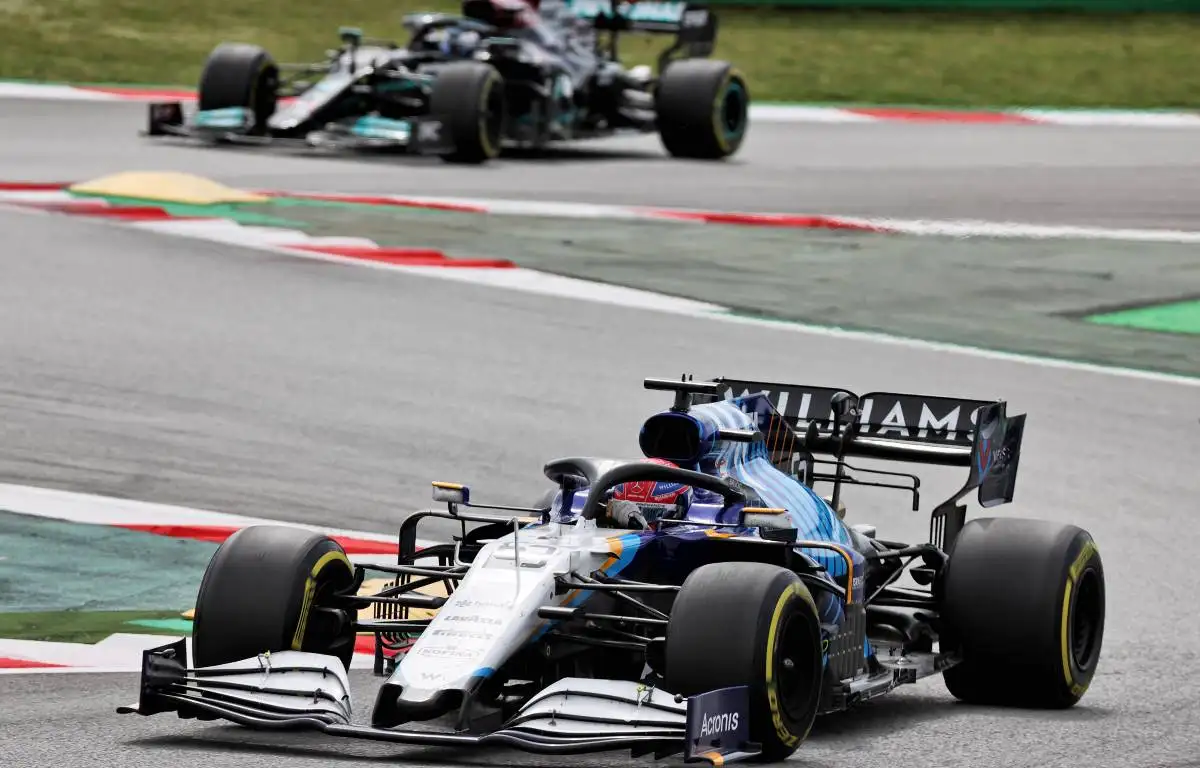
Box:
[143, 0, 749, 164]
[118, 376, 1106, 763]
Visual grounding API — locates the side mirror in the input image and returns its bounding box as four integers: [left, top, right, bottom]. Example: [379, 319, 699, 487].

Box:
[432, 481, 470, 506]
[339, 26, 364, 46]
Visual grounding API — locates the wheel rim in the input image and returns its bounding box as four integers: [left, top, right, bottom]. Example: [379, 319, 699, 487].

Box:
[252, 68, 279, 135]
[773, 612, 819, 721]
[1070, 568, 1103, 670]
[300, 565, 355, 661]
[720, 79, 747, 142]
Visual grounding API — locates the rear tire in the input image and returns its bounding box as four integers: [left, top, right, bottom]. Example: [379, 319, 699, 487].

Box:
[655, 59, 749, 160]
[665, 562, 822, 762]
[192, 525, 357, 671]
[197, 43, 279, 134]
[428, 61, 506, 164]
[940, 517, 1106, 708]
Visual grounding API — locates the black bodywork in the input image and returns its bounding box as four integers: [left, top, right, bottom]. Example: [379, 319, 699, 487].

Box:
[144, 3, 726, 158]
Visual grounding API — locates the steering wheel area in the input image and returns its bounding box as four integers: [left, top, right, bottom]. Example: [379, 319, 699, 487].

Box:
[407, 15, 497, 54]
[578, 462, 748, 529]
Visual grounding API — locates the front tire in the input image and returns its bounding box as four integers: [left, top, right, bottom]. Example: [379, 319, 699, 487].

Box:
[197, 42, 279, 134]
[940, 517, 1106, 708]
[665, 562, 822, 762]
[428, 61, 506, 164]
[655, 59, 749, 160]
[192, 525, 357, 671]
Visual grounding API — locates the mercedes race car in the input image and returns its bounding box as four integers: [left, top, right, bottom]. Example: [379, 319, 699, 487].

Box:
[143, 0, 748, 164]
[118, 376, 1106, 763]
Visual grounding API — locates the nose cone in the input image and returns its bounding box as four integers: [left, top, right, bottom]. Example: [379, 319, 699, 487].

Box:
[371, 681, 467, 727]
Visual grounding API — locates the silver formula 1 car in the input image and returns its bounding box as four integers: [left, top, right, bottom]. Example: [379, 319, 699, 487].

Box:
[118, 376, 1106, 764]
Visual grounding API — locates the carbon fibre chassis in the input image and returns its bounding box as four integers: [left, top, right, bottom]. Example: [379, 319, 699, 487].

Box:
[142, 102, 457, 156]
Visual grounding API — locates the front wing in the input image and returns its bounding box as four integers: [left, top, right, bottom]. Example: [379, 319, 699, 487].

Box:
[143, 102, 455, 156]
[117, 639, 761, 764]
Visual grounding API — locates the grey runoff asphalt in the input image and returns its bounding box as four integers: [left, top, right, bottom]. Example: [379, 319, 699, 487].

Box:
[1, 98, 1199, 768]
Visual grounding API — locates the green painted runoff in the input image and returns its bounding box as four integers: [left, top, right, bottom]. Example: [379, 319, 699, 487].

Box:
[1085, 300, 1200, 335]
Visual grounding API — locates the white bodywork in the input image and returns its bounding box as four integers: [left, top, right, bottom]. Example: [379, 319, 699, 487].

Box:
[117, 493, 755, 761]
[387, 515, 626, 703]
[513, 677, 687, 737]
[185, 650, 353, 724]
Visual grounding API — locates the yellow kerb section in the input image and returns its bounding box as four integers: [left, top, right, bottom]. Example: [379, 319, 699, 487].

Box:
[69, 171, 269, 205]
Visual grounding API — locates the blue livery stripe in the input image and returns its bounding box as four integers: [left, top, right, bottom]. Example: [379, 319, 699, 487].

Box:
[691, 395, 856, 578]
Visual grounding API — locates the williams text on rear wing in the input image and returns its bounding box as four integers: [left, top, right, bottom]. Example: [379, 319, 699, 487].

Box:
[704, 378, 1026, 549]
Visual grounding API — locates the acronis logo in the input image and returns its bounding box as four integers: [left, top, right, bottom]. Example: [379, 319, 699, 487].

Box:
[699, 710, 739, 736]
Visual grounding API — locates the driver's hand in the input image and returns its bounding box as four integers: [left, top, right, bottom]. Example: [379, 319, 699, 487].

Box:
[607, 499, 649, 530]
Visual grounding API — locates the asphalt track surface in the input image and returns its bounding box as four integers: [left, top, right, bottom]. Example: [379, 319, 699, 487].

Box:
[3, 97, 1200, 228]
[2, 99, 1200, 768]
[4, 203, 1200, 768]
[289, 205, 1200, 376]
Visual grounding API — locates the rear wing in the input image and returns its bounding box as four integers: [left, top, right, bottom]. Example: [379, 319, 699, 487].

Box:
[564, 0, 717, 70]
[692, 377, 1026, 550]
[713, 378, 1011, 458]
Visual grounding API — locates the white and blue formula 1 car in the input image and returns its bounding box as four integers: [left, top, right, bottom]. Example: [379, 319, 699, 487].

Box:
[118, 376, 1106, 764]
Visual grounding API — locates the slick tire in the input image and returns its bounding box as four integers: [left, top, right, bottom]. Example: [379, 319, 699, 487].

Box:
[428, 61, 505, 164]
[665, 562, 822, 762]
[940, 517, 1106, 708]
[654, 59, 749, 160]
[192, 525, 357, 671]
[197, 42, 279, 134]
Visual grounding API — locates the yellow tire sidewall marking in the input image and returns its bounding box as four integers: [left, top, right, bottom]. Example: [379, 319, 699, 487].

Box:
[764, 581, 806, 748]
[478, 71, 500, 159]
[710, 67, 744, 155]
[1060, 537, 1098, 697]
[291, 549, 352, 651]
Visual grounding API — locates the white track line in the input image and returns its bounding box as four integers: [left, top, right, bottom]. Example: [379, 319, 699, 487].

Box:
[3, 81, 1200, 127]
[272, 191, 1200, 245]
[0, 482, 408, 546]
[0, 483, 444, 672]
[3, 192, 1198, 388]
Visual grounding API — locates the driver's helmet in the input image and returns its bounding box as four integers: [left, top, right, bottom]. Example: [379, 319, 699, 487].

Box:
[437, 26, 482, 57]
[464, 0, 539, 28]
[610, 458, 693, 523]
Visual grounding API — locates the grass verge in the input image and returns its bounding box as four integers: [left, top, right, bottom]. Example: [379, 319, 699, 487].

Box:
[1, 1, 1197, 107]
[0, 610, 189, 644]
